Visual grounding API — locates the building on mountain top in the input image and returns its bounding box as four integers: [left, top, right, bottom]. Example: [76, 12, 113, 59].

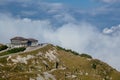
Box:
[9, 36, 38, 47]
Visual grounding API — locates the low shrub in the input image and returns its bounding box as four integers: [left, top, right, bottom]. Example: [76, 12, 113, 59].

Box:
[56, 46, 79, 55]
[56, 46, 92, 58]
[65, 49, 79, 55]
[80, 53, 92, 58]
[0, 45, 8, 51]
[92, 63, 97, 69]
[56, 46, 65, 51]
[7, 47, 26, 53]
[0, 47, 25, 56]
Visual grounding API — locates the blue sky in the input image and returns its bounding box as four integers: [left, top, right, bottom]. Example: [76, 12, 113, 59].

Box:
[0, 0, 120, 71]
[45, 0, 101, 9]
[0, 0, 120, 29]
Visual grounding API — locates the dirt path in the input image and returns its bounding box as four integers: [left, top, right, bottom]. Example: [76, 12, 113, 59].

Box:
[0, 48, 9, 53]
[0, 44, 48, 58]
[24, 44, 47, 52]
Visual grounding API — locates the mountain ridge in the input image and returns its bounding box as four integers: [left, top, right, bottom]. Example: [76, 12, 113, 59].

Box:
[0, 44, 120, 80]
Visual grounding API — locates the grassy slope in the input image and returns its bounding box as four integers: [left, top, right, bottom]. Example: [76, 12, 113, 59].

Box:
[0, 44, 120, 80]
[55, 47, 120, 80]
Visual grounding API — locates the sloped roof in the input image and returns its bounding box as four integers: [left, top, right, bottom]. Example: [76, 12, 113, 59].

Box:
[11, 37, 38, 42]
[28, 38, 38, 42]
[11, 37, 27, 41]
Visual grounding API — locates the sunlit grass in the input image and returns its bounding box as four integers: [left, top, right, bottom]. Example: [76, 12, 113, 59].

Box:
[0, 44, 120, 80]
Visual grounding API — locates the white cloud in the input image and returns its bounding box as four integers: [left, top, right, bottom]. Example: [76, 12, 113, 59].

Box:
[103, 25, 120, 34]
[102, 0, 119, 3]
[39, 2, 64, 14]
[103, 28, 113, 34]
[0, 13, 52, 43]
[20, 11, 37, 16]
[0, 13, 120, 71]
[95, 0, 120, 3]
[53, 13, 76, 23]
[0, 0, 33, 3]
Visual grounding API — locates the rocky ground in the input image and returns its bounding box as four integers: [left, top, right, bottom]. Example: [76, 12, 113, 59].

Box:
[0, 44, 120, 80]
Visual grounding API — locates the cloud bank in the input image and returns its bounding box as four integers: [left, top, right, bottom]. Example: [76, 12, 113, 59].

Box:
[95, 0, 120, 3]
[0, 13, 120, 71]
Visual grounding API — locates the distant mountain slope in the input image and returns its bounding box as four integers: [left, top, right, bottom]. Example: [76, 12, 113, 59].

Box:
[0, 44, 120, 80]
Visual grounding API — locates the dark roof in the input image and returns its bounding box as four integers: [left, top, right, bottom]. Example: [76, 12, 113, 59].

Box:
[11, 37, 38, 42]
[11, 37, 27, 41]
[28, 38, 38, 42]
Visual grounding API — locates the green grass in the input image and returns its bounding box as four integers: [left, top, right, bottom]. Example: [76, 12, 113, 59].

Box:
[0, 47, 26, 56]
[80, 53, 92, 58]
[56, 45, 92, 58]
[0, 57, 7, 63]
[0, 44, 120, 80]
[56, 45, 79, 55]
